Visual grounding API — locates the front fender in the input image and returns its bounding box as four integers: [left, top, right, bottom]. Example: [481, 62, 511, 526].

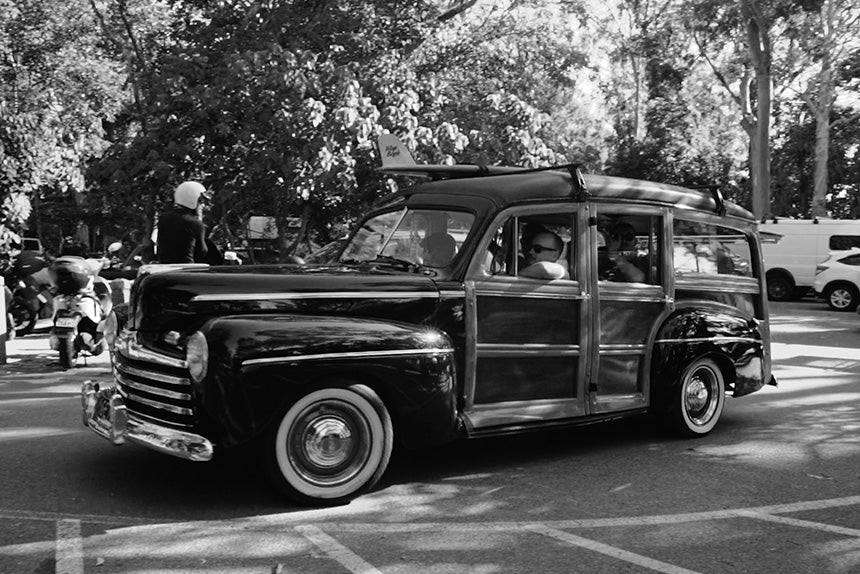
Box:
[651, 305, 766, 405]
[198, 314, 459, 450]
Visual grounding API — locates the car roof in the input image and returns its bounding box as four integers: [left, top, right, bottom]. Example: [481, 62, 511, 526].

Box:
[379, 170, 754, 222]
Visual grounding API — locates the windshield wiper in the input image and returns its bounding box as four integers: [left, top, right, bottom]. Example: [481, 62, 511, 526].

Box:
[373, 255, 420, 271]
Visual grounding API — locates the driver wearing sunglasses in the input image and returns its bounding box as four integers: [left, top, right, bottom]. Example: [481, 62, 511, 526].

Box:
[520, 230, 568, 279]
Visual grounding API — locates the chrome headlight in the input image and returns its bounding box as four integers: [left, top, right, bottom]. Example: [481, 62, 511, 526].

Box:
[185, 331, 209, 383]
[103, 311, 118, 350]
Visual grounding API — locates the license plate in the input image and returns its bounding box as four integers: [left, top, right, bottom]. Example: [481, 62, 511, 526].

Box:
[56, 317, 78, 328]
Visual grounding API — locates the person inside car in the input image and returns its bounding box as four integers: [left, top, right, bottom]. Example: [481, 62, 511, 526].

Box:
[421, 232, 457, 267]
[520, 230, 568, 279]
[600, 222, 646, 283]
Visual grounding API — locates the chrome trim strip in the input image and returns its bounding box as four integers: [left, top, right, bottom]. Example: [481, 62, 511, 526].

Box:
[439, 290, 465, 298]
[191, 291, 439, 302]
[242, 347, 454, 367]
[476, 343, 580, 357]
[655, 336, 761, 345]
[115, 363, 190, 387]
[474, 289, 585, 301]
[122, 390, 194, 415]
[598, 344, 647, 356]
[116, 372, 191, 401]
[117, 331, 186, 369]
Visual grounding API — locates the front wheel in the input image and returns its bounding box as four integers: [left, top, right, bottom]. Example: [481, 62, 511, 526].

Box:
[58, 336, 77, 369]
[666, 358, 725, 437]
[262, 384, 393, 507]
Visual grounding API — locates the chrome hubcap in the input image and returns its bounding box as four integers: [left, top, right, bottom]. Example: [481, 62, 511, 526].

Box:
[289, 400, 370, 487]
[303, 417, 354, 469]
[684, 368, 717, 425]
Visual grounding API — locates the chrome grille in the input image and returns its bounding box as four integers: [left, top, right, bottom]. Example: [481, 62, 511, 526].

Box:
[113, 332, 195, 430]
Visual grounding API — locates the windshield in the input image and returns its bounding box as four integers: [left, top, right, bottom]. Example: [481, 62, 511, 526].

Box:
[339, 208, 475, 268]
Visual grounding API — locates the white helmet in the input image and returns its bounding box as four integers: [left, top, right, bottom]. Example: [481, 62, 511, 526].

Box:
[173, 181, 210, 210]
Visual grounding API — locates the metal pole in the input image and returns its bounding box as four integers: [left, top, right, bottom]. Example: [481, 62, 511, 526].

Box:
[0, 275, 7, 364]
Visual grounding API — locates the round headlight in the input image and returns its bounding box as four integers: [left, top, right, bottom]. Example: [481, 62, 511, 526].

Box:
[186, 331, 209, 382]
[103, 311, 118, 350]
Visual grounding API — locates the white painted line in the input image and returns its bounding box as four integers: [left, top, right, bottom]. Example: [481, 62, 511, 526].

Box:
[55, 519, 83, 574]
[296, 525, 382, 574]
[527, 524, 703, 574]
[735, 510, 860, 538]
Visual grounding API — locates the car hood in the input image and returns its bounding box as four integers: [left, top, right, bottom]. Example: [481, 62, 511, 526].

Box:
[130, 264, 443, 336]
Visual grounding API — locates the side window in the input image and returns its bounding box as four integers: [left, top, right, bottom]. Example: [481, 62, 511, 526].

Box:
[673, 219, 753, 278]
[596, 214, 662, 285]
[830, 235, 860, 250]
[838, 254, 860, 266]
[480, 211, 576, 281]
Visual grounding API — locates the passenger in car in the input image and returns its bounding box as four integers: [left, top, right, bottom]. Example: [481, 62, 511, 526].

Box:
[421, 232, 457, 267]
[600, 222, 647, 283]
[520, 230, 569, 279]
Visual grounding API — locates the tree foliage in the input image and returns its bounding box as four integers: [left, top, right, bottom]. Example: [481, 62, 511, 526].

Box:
[3, 0, 860, 260]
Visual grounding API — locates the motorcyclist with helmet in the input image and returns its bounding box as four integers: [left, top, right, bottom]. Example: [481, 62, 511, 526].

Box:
[156, 181, 212, 264]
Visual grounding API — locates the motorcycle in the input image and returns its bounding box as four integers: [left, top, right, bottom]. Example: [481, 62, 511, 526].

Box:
[4, 250, 52, 337]
[48, 256, 113, 369]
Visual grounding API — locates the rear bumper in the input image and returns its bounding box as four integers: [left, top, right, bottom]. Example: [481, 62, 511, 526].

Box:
[81, 381, 213, 461]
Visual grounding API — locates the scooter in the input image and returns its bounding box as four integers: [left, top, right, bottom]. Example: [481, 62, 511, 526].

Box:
[4, 250, 51, 337]
[48, 256, 113, 369]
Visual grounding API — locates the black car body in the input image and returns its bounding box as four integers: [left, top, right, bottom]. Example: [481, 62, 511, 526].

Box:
[82, 145, 775, 506]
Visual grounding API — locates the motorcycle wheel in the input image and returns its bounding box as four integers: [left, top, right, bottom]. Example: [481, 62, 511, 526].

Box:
[58, 336, 77, 369]
[9, 297, 37, 337]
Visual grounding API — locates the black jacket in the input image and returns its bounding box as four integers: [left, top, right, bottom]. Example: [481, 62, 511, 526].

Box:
[157, 206, 208, 264]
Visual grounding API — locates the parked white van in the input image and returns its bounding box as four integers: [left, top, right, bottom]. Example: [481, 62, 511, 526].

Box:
[758, 218, 860, 300]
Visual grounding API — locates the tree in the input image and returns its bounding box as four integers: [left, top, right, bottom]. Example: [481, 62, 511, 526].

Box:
[785, 0, 860, 217]
[686, 0, 790, 220]
[0, 0, 128, 252]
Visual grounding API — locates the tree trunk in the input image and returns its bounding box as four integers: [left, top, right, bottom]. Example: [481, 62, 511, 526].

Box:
[752, 70, 772, 221]
[809, 1, 837, 218]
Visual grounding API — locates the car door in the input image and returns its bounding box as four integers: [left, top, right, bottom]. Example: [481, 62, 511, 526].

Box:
[461, 204, 591, 431]
[591, 206, 671, 414]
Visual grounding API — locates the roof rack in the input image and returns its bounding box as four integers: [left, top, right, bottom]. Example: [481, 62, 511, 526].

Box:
[375, 134, 588, 200]
[687, 184, 726, 216]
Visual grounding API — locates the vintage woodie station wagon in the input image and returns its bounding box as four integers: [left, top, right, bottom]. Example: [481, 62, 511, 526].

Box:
[82, 136, 777, 506]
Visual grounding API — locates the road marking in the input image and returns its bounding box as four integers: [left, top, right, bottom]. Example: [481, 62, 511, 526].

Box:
[3, 495, 860, 530]
[296, 525, 382, 574]
[528, 524, 702, 574]
[735, 510, 860, 538]
[55, 519, 83, 574]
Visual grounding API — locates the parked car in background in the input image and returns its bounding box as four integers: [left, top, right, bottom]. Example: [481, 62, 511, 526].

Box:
[759, 218, 860, 301]
[813, 249, 860, 311]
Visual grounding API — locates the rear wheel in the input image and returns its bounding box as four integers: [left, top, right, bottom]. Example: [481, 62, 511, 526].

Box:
[824, 282, 858, 312]
[58, 336, 77, 369]
[262, 384, 393, 506]
[667, 358, 725, 437]
[766, 274, 794, 301]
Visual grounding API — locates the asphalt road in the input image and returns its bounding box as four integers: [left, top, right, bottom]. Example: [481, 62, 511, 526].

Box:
[0, 300, 858, 574]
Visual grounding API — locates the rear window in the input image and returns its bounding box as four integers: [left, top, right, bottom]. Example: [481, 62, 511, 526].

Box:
[673, 219, 753, 278]
[829, 235, 860, 250]
[837, 254, 860, 266]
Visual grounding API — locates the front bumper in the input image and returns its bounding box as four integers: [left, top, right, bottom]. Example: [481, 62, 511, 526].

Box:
[81, 381, 213, 461]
